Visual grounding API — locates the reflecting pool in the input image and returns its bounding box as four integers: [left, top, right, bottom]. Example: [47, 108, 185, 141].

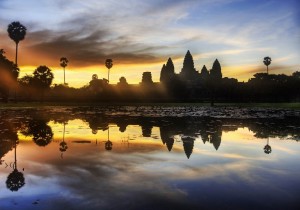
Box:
[0, 107, 300, 210]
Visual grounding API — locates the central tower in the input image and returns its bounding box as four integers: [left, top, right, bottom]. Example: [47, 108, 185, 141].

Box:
[179, 50, 199, 82]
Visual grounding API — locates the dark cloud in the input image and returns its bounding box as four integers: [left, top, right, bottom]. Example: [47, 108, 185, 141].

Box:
[26, 28, 168, 67]
[0, 1, 193, 69]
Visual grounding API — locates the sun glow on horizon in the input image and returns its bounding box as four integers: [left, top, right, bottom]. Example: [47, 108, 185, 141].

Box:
[1, 0, 299, 88]
[19, 62, 167, 88]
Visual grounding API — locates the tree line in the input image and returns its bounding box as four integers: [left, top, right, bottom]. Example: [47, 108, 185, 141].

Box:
[0, 21, 299, 103]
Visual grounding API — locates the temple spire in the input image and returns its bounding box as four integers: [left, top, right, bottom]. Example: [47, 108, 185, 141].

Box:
[180, 50, 199, 81]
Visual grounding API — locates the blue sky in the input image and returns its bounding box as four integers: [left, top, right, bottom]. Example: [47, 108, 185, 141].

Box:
[0, 0, 299, 86]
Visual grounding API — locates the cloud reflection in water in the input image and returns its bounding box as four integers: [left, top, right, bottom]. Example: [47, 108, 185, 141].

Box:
[0, 107, 300, 210]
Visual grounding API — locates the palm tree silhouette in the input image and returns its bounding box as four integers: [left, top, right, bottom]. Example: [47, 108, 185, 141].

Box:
[105, 126, 113, 150]
[59, 122, 68, 158]
[263, 57, 272, 74]
[264, 137, 272, 154]
[105, 59, 113, 84]
[7, 21, 27, 65]
[6, 139, 25, 192]
[60, 57, 69, 85]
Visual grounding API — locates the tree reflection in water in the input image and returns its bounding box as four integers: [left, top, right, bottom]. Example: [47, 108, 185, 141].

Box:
[264, 137, 272, 154]
[105, 127, 113, 150]
[0, 108, 299, 161]
[31, 121, 53, 147]
[0, 108, 299, 210]
[21, 117, 54, 147]
[0, 106, 298, 210]
[60, 122, 68, 158]
[6, 139, 25, 192]
[0, 112, 25, 192]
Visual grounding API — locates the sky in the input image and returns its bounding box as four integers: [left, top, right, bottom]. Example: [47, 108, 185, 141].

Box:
[0, 0, 299, 87]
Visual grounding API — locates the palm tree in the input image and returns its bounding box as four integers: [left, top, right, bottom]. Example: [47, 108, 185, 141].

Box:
[7, 21, 27, 65]
[6, 139, 25, 192]
[105, 59, 113, 84]
[263, 57, 272, 74]
[60, 57, 69, 85]
[105, 126, 113, 150]
[264, 137, 272, 154]
[59, 122, 68, 158]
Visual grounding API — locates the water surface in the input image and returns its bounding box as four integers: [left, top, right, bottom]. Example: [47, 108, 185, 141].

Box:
[0, 107, 299, 210]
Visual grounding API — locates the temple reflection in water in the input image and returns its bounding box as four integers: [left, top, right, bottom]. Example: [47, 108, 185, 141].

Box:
[0, 107, 300, 210]
[1, 108, 299, 162]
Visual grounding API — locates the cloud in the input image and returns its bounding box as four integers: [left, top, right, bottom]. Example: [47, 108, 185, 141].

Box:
[0, 0, 193, 67]
[25, 29, 166, 67]
[0, 0, 299, 84]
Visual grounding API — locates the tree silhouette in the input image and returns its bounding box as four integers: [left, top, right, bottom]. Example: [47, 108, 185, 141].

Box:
[105, 127, 113, 150]
[6, 169, 25, 192]
[32, 65, 54, 100]
[89, 74, 105, 93]
[292, 71, 300, 78]
[105, 59, 113, 84]
[0, 114, 18, 163]
[105, 140, 113, 150]
[7, 21, 26, 65]
[6, 140, 25, 192]
[26, 120, 54, 147]
[118, 76, 128, 86]
[60, 57, 69, 85]
[263, 57, 272, 74]
[87, 115, 109, 134]
[32, 66, 54, 88]
[59, 122, 68, 158]
[264, 138, 272, 154]
[0, 51, 19, 102]
[119, 76, 126, 84]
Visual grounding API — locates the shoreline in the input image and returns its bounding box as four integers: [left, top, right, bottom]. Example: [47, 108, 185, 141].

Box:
[1, 102, 300, 109]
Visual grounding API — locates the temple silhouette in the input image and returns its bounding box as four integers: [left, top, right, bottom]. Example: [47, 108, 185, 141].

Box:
[1, 46, 300, 102]
[160, 50, 221, 87]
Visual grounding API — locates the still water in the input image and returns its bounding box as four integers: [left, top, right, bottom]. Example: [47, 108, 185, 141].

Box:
[0, 107, 299, 210]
